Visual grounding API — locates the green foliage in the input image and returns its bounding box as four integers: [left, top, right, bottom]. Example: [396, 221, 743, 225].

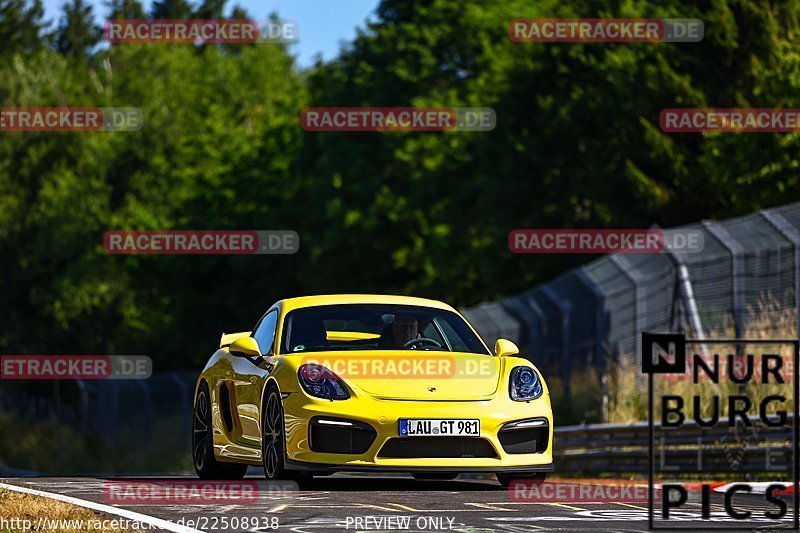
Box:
[0, 0, 50, 54]
[104, 0, 145, 20]
[0, 13, 307, 362]
[56, 0, 101, 60]
[193, 0, 226, 20]
[301, 0, 800, 304]
[1, 0, 799, 372]
[149, 0, 192, 20]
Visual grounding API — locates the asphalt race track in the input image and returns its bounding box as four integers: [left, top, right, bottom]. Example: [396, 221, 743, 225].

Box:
[1, 474, 796, 532]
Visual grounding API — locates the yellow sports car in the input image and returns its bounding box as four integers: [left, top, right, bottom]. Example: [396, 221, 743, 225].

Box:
[192, 294, 553, 485]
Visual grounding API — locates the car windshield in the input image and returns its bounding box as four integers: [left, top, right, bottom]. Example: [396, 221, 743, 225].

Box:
[280, 304, 489, 355]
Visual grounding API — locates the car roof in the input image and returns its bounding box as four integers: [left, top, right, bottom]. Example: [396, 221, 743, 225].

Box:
[277, 294, 457, 314]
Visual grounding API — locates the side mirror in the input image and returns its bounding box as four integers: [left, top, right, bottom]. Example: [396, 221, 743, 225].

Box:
[494, 338, 519, 357]
[229, 336, 262, 357]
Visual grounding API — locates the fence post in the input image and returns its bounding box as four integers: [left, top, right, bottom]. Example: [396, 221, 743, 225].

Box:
[662, 234, 709, 357]
[675, 265, 703, 336]
[609, 255, 645, 380]
[541, 285, 572, 400]
[760, 209, 800, 338]
[703, 221, 744, 340]
[574, 269, 609, 420]
[573, 269, 607, 368]
[526, 293, 549, 360]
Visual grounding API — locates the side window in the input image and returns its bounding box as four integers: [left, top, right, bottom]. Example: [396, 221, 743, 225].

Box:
[253, 311, 279, 355]
[435, 318, 471, 352]
[421, 322, 447, 348]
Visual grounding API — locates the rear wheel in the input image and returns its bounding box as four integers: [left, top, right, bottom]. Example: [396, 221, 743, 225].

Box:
[411, 473, 459, 481]
[193, 383, 248, 480]
[496, 472, 546, 487]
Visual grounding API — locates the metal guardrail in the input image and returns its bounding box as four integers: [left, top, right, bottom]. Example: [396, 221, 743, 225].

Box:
[554, 416, 794, 475]
[0, 372, 196, 442]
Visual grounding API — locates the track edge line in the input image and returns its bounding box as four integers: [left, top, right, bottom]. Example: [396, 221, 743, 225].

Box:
[0, 481, 206, 533]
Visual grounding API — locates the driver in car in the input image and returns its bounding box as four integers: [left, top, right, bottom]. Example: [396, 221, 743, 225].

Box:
[392, 314, 419, 347]
[378, 314, 420, 348]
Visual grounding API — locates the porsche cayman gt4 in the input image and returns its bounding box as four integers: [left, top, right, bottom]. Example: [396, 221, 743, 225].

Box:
[193, 294, 553, 486]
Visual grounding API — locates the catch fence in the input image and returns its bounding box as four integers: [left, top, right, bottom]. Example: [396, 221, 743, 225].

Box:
[462, 202, 800, 418]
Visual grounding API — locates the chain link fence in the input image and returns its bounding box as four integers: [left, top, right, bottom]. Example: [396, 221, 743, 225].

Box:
[0, 373, 196, 474]
[462, 201, 800, 422]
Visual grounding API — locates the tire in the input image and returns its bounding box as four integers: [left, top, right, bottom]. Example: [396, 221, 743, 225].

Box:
[496, 472, 547, 487]
[262, 386, 311, 483]
[193, 382, 248, 480]
[411, 473, 459, 481]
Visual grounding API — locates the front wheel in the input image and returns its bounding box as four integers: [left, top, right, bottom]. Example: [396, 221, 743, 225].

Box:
[193, 382, 248, 480]
[496, 472, 547, 487]
[262, 386, 311, 484]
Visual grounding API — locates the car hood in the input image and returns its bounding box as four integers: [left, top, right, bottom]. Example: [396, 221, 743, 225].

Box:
[295, 350, 502, 400]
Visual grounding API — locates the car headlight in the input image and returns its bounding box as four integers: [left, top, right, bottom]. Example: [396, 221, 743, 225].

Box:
[298, 364, 350, 400]
[509, 366, 543, 401]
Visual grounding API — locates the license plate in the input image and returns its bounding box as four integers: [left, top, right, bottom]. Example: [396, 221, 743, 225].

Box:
[398, 419, 480, 437]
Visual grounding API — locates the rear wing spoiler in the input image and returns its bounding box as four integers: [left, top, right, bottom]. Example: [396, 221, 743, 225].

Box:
[220, 331, 251, 348]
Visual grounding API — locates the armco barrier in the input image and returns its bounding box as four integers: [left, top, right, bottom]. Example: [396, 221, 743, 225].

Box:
[555, 415, 794, 475]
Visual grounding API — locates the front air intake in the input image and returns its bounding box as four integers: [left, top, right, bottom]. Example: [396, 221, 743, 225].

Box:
[309, 417, 376, 454]
[378, 437, 498, 458]
[498, 418, 549, 454]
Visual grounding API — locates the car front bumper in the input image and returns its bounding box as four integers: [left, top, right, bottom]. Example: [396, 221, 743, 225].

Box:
[281, 389, 554, 472]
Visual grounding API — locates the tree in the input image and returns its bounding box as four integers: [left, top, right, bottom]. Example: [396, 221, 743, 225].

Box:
[0, 27, 307, 367]
[301, 0, 800, 304]
[104, 0, 145, 20]
[228, 3, 248, 20]
[149, 0, 192, 20]
[0, 0, 50, 54]
[56, 0, 101, 60]
[193, 0, 225, 20]
[1, 0, 800, 372]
